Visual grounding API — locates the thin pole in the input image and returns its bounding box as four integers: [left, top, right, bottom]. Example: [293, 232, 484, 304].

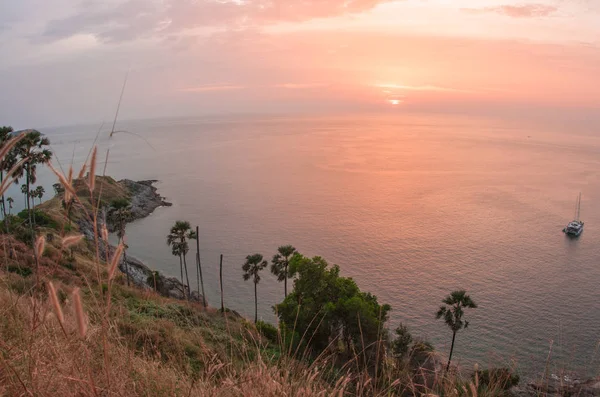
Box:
[219, 254, 224, 313]
[196, 226, 206, 308]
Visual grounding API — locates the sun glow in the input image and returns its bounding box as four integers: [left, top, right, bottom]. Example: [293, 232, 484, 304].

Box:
[389, 99, 401, 105]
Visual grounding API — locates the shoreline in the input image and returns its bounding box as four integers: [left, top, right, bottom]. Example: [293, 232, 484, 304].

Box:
[78, 178, 204, 303]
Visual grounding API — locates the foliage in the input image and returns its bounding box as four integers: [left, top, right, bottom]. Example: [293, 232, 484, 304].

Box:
[256, 320, 279, 343]
[408, 339, 435, 369]
[474, 368, 520, 390]
[166, 221, 196, 299]
[17, 209, 58, 229]
[275, 254, 390, 364]
[436, 290, 477, 371]
[271, 245, 297, 297]
[242, 253, 268, 323]
[391, 323, 413, 360]
[7, 265, 33, 277]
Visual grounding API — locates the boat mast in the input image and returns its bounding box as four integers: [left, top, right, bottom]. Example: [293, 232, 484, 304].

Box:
[576, 192, 581, 221]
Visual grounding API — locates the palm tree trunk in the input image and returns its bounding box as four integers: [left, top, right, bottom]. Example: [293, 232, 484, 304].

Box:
[124, 248, 130, 286]
[26, 165, 32, 230]
[254, 282, 258, 323]
[183, 253, 191, 301]
[284, 263, 288, 298]
[446, 331, 457, 372]
[179, 255, 184, 298]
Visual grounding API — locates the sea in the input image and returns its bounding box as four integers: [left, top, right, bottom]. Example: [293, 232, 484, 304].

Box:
[9, 112, 600, 377]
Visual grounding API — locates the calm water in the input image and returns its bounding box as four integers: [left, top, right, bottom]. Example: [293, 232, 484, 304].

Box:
[19, 113, 600, 376]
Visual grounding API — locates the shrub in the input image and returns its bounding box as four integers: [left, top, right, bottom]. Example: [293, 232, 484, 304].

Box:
[7, 265, 33, 278]
[474, 367, 520, 390]
[256, 321, 279, 343]
[391, 323, 412, 360]
[18, 209, 59, 229]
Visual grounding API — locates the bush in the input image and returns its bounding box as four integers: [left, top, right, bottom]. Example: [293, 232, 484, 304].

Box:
[474, 367, 520, 390]
[18, 209, 59, 229]
[408, 339, 435, 369]
[391, 323, 412, 360]
[256, 321, 279, 343]
[7, 265, 33, 278]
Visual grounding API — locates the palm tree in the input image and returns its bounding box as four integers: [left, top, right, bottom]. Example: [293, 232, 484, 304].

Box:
[167, 221, 196, 300]
[242, 254, 268, 323]
[15, 130, 52, 229]
[20, 184, 28, 207]
[436, 290, 477, 372]
[109, 198, 131, 286]
[271, 245, 297, 298]
[35, 186, 45, 206]
[6, 197, 13, 215]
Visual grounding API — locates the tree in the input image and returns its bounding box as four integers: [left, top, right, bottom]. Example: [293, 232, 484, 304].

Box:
[15, 130, 52, 230]
[108, 198, 131, 286]
[242, 254, 267, 323]
[34, 186, 45, 205]
[391, 323, 413, 362]
[436, 290, 477, 372]
[6, 197, 13, 215]
[271, 245, 297, 298]
[20, 184, 28, 207]
[166, 221, 195, 300]
[275, 255, 390, 365]
[0, 126, 14, 218]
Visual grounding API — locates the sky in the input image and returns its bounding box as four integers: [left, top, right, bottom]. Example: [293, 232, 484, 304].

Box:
[0, 0, 599, 128]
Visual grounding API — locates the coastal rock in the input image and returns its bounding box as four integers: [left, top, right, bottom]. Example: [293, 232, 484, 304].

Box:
[510, 374, 600, 397]
[77, 179, 204, 305]
[120, 179, 172, 222]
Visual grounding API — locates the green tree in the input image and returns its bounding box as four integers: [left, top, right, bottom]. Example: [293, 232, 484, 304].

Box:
[20, 184, 28, 207]
[34, 186, 45, 205]
[109, 198, 131, 286]
[6, 197, 13, 215]
[242, 254, 268, 323]
[275, 255, 390, 364]
[436, 290, 477, 372]
[391, 323, 413, 362]
[166, 221, 196, 300]
[15, 130, 52, 230]
[271, 245, 297, 298]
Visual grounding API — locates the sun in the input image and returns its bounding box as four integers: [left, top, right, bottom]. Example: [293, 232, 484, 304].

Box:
[389, 99, 402, 105]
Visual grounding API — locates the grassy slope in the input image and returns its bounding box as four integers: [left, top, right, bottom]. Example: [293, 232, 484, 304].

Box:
[0, 177, 339, 396]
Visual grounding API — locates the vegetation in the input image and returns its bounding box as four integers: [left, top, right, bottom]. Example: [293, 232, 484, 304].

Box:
[242, 253, 268, 323]
[391, 323, 413, 362]
[270, 244, 297, 298]
[166, 221, 197, 300]
[108, 198, 132, 285]
[436, 290, 478, 371]
[275, 254, 390, 367]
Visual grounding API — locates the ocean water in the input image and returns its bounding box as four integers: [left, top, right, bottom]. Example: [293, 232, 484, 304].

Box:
[17, 112, 600, 377]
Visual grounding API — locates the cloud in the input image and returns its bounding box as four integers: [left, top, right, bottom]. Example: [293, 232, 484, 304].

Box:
[374, 84, 473, 93]
[38, 0, 393, 44]
[462, 4, 558, 18]
[178, 85, 245, 92]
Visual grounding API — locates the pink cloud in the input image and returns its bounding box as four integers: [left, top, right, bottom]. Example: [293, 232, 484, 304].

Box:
[178, 85, 245, 92]
[462, 4, 558, 18]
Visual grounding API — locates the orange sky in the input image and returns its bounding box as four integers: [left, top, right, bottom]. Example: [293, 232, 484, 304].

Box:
[1, 0, 599, 126]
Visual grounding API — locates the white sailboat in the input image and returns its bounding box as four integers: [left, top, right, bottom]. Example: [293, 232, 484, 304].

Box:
[563, 193, 584, 237]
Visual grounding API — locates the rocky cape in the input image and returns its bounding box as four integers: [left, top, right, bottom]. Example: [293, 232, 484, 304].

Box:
[77, 179, 205, 303]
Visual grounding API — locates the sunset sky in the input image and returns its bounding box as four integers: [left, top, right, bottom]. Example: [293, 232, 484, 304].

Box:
[1, 0, 599, 127]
